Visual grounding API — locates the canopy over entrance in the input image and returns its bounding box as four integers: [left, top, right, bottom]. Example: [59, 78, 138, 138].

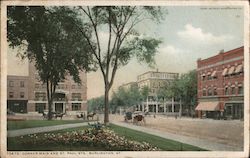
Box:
[195, 102, 220, 111]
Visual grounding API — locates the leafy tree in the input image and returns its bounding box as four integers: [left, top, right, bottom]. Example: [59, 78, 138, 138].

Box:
[140, 86, 150, 101]
[160, 70, 197, 115]
[75, 6, 163, 124]
[87, 96, 104, 112]
[7, 6, 93, 119]
[109, 84, 143, 112]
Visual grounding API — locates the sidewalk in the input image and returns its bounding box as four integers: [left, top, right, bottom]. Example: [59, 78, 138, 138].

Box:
[111, 121, 243, 151]
[7, 122, 89, 137]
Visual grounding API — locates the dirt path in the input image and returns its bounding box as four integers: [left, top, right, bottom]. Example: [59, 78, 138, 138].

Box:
[109, 114, 244, 149]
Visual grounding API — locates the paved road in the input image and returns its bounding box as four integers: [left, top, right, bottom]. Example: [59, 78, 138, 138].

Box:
[7, 122, 89, 137]
[111, 121, 242, 151]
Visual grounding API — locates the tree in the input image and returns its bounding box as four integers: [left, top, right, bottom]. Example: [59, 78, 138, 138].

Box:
[110, 84, 142, 112]
[75, 6, 163, 124]
[160, 70, 197, 116]
[87, 96, 105, 112]
[7, 6, 93, 119]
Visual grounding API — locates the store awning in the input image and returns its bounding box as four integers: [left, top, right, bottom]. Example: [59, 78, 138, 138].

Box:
[228, 66, 235, 75]
[195, 102, 220, 111]
[211, 71, 217, 77]
[235, 64, 243, 73]
[222, 68, 228, 76]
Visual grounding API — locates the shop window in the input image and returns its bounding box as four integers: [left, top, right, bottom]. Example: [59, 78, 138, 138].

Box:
[9, 92, 14, 98]
[35, 103, 46, 113]
[72, 103, 81, 111]
[20, 92, 25, 98]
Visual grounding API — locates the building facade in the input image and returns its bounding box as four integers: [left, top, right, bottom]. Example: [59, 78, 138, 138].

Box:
[7, 75, 29, 113]
[7, 62, 88, 115]
[137, 70, 180, 114]
[196, 47, 244, 119]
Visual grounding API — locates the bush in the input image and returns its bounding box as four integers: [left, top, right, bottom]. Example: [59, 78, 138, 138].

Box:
[19, 125, 159, 151]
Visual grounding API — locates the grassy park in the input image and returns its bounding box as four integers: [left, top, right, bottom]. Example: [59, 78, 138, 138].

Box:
[7, 122, 205, 151]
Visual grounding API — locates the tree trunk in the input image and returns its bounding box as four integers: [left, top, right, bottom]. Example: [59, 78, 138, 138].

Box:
[48, 99, 53, 120]
[104, 86, 110, 125]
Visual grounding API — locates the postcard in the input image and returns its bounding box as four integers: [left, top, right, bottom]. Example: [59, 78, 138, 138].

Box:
[1, 0, 249, 158]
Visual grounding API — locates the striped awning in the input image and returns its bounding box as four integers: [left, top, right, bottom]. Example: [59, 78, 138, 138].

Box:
[228, 66, 235, 75]
[195, 102, 220, 111]
[235, 64, 243, 73]
[222, 68, 228, 76]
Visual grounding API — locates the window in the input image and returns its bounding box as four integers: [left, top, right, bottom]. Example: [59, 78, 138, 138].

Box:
[213, 88, 217, 96]
[202, 89, 206, 96]
[231, 87, 235, 95]
[35, 92, 46, 101]
[72, 93, 81, 101]
[35, 103, 46, 113]
[9, 92, 14, 98]
[20, 81, 25, 87]
[207, 88, 212, 96]
[71, 85, 76, 89]
[72, 103, 81, 111]
[238, 86, 243, 95]
[225, 87, 229, 95]
[207, 75, 212, 80]
[20, 92, 25, 98]
[9, 81, 14, 87]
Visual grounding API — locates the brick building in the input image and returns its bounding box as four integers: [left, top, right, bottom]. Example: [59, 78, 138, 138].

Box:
[7, 62, 88, 115]
[196, 46, 244, 119]
[7, 75, 29, 113]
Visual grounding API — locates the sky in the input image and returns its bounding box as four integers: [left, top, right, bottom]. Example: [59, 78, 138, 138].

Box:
[7, 6, 244, 99]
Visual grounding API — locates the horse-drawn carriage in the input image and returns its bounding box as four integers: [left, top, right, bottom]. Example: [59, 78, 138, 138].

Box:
[124, 111, 146, 125]
[42, 111, 66, 120]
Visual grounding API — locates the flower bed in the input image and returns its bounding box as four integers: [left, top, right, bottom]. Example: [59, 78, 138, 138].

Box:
[19, 126, 160, 151]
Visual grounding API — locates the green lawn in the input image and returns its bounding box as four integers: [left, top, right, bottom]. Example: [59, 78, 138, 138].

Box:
[8, 124, 206, 151]
[108, 124, 205, 151]
[7, 120, 88, 130]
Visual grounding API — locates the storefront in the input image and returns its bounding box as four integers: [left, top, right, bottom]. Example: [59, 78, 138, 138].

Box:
[7, 100, 28, 113]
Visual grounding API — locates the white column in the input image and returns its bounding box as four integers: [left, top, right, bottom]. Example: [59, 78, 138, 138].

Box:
[156, 103, 158, 114]
[164, 103, 166, 114]
[146, 96, 149, 112]
[172, 97, 174, 113]
[142, 104, 145, 112]
[179, 99, 182, 117]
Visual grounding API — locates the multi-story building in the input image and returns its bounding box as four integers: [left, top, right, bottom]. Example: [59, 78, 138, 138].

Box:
[137, 70, 179, 95]
[7, 75, 29, 113]
[196, 46, 244, 119]
[7, 62, 88, 115]
[137, 70, 180, 114]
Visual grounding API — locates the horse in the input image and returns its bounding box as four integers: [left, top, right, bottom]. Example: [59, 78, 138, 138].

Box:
[42, 111, 48, 120]
[54, 112, 66, 120]
[133, 114, 146, 125]
[87, 112, 96, 120]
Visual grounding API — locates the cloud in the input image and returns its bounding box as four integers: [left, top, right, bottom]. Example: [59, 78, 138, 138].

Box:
[177, 24, 233, 45]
